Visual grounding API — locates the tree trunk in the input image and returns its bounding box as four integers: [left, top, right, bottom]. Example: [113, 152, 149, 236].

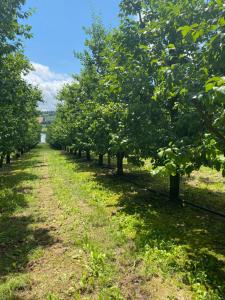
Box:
[0, 155, 4, 168]
[6, 153, 11, 165]
[107, 152, 111, 167]
[86, 150, 91, 161]
[116, 152, 124, 175]
[169, 173, 180, 201]
[98, 154, 104, 166]
[15, 151, 21, 159]
[78, 149, 82, 158]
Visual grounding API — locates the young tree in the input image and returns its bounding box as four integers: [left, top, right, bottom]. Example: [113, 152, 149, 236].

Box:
[0, 1, 41, 168]
[0, 53, 42, 166]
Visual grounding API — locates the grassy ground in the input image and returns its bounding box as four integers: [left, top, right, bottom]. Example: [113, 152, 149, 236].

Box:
[0, 145, 224, 299]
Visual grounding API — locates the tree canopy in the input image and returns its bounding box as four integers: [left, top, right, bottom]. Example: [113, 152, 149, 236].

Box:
[0, 0, 42, 167]
[48, 0, 225, 200]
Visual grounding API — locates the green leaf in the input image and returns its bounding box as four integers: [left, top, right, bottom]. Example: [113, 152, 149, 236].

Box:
[168, 43, 176, 49]
[178, 25, 192, 38]
[192, 29, 204, 42]
[219, 17, 225, 27]
[158, 150, 164, 158]
[205, 83, 215, 92]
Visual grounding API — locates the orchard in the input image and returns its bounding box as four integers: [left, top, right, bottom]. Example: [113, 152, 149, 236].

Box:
[1, 1, 225, 299]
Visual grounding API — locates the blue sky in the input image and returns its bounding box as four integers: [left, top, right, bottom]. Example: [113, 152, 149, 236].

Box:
[23, 0, 121, 110]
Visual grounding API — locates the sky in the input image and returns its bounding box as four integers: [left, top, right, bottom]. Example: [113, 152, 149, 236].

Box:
[23, 0, 121, 111]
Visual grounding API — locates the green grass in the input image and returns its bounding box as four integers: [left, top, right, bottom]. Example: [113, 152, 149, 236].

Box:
[0, 145, 225, 299]
[41, 126, 48, 133]
[0, 275, 30, 300]
[0, 149, 43, 299]
[47, 148, 225, 299]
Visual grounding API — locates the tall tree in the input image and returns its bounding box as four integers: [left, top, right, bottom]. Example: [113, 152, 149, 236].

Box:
[119, 0, 222, 200]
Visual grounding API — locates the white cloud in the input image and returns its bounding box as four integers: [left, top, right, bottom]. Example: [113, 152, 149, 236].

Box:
[25, 62, 72, 111]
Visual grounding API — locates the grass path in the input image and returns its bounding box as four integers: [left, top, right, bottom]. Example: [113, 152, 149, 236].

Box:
[0, 146, 83, 299]
[18, 146, 83, 299]
[0, 145, 225, 300]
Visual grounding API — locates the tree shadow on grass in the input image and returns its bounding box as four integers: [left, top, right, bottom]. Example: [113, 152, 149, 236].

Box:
[0, 171, 39, 189]
[11, 159, 44, 172]
[64, 153, 225, 296]
[0, 149, 56, 279]
[182, 175, 225, 213]
[115, 188, 225, 295]
[0, 215, 55, 277]
[65, 153, 164, 186]
[0, 170, 40, 216]
[0, 146, 44, 174]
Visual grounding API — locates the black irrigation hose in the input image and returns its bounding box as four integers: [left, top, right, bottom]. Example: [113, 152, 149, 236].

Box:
[127, 179, 168, 198]
[126, 178, 225, 220]
[182, 200, 225, 220]
[68, 153, 225, 220]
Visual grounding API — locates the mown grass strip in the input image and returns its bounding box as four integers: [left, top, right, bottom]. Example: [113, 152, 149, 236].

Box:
[47, 147, 225, 299]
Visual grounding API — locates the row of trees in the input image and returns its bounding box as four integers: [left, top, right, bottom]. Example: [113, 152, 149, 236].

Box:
[48, 0, 225, 201]
[0, 0, 42, 168]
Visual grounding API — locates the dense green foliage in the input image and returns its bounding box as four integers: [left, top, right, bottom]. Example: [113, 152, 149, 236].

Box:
[0, 0, 32, 55]
[49, 0, 225, 200]
[0, 0, 42, 167]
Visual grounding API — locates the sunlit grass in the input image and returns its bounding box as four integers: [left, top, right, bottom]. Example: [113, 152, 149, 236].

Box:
[0, 275, 30, 300]
[48, 147, 225, 299]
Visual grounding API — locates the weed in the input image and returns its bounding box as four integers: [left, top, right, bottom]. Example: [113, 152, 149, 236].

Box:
[46, 293, 61, 300]
[0, 275, 30, 300]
